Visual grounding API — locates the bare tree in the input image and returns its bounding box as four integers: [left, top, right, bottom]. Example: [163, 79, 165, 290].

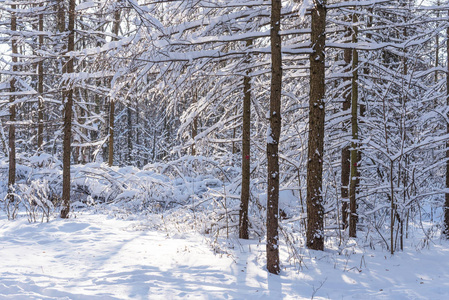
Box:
[306, 0, 326, 250]
[341, 20, 352, 230]
[8, 1, 18, 204]
[61, 0, 76, 218]
[349, 12, 359, 238]
[267, 0, 282, 274]
[108, 7, 121, 167]
[444, 9, 449, 237]
[37, 2, 44, 151]
[239, 39, 253, 240]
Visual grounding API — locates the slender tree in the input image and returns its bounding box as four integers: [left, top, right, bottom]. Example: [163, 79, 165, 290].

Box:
[239, 39, 253, 240]
[341, 21, 352, 229]
[444, 9, 449, 237]
[37, 3, 44, 151]
[349, 12, 359, 238]
[8, 1, 18, 204]
[61, 0, 76, 218]
[108, 7, 121, 167]
[306, 0, 327, 250]
[267, 0, 282, 274]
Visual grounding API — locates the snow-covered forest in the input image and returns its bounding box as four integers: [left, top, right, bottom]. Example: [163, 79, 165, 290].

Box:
[1, 0, 449, 298]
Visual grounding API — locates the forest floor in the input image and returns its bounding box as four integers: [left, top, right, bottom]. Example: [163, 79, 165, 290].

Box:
[1, 211, 448, 299]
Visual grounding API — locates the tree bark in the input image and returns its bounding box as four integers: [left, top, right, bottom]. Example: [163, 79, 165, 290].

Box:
[127, 105, 133, 164]
[108, 8, 121, 166]
[444, 10, 449, 237]
[61, 0, 76, 218]
[306, 0, 326, 251]
[191, 89, 198, 156]
[435, 3, 440, 82]
[349, 12, 359, 238]
[266, 0, 282, 274]
[8, 2, 18, 204]
[37, 4, 44, 151]
[341, 20, 352, 230]
[239, 39, 252, 240]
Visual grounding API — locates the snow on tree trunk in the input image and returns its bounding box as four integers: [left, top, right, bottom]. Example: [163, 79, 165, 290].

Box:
[61, 0, 76, 219]
[306, 0, 326, 251]
[239, 39, 252, 240]
[267, 0, 282, 275]
[349, 12, 359, 238]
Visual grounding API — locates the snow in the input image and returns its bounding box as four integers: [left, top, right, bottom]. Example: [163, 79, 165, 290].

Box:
[75, 1, 95, 11]
[1, 212, 449, 299]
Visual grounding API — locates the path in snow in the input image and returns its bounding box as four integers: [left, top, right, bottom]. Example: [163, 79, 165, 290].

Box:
[1, 213, 449, 299]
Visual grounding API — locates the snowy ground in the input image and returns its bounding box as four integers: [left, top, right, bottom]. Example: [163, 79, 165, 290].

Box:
[1, 212, 449, 299]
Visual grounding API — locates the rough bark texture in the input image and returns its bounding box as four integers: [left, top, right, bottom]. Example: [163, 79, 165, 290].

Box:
[239, 39, 252, 240]
[341, 25, 352, 230]
[108, 100, 115, 166]
[37, 5, 44, 151]
[8, 3, 18, 203]
[108, 9, 121, 167]
[61, 0, 76, 219]
[306, 0, 326, 251]
[349, 13, 359, 238]
[127, 105, 133, 164]
[435, 4, 440, 82]
[266, 0, 282, 274]
[444, 12, 449, 237]
[191, 90, 198, 156]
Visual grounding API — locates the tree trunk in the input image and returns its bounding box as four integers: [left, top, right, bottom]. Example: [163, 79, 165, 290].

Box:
[341, 20, 352, 230]
[61, 0, 76, 218]
[191, 89, 198, 156]
[108, 8, 121, 167]
[127, 105, 133, 164]
[108, 100, 115, 166]
[37, 4, 44, 151]
[349, 13, 359, 238]
[266, 0, 282, 275]
[8, 2, 18, 204]
[306, 0, 326, 251]
[444, 10, 449, 237]
[135, 98, 141, 167]
[239, 39, 252, 240]
[435, 3, 440, 82]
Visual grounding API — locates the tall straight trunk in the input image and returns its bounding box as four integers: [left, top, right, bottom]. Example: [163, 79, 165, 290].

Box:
[108, 8, 121, 166]
[341, 21, 352, 230]
[61, 0, 76, 218]
[435, 3, 440, 82]
[127, 105, 132, 164]
[349, 13, 359, 237]
[239, 39, 252, 240]
[266, 0, 282, 275]
[108, 100, 115, 166]
[8, 3, 18, 203]
[37, 4, 44, 151]
[444, 10, 449, 237]
[191, 89, 198, 156]
[135, 98, 141, 167]
[306, 0, 326, 250]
